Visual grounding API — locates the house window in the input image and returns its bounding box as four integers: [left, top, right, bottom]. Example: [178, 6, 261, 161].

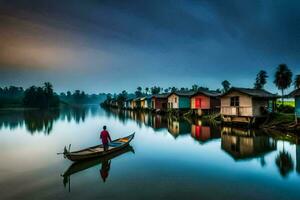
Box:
[175, 97, 177, 103]
[230, 96, 240, 107]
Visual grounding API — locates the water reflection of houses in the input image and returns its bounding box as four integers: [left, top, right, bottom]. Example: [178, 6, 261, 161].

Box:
[167, 118, 191, 138]
[150, 115, 168, 131]
[221, 127, 277, 161]
[190, 120, 221, 143]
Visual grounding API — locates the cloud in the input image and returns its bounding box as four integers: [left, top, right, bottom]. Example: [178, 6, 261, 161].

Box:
[0, 0, 299, 92]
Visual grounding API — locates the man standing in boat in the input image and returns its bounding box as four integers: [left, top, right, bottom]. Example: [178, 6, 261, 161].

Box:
[100, 125, 112, 151]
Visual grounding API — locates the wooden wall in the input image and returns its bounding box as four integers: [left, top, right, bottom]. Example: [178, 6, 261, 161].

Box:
[168, 94, 179, 109]
[221, 91, 253, 116]
[179, 96, 191, 109]
[252, 98, 269, 117]
[191, 95, 210, 109]
[152, 98, 168, 110]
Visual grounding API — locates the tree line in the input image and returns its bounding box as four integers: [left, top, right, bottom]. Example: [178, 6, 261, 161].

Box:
[105, 63, 300, 107]
[59, 90, 107, 105]
[0, 86, 24, 106]
[22, 82, 59, 108]
[0, 82, 107, 108]
[0, 83, 59, 108]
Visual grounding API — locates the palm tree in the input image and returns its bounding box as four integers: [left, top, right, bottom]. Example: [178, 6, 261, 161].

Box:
[273, 64, 293, 105]
[151, 86, 161, 95]
[145, 87, 149, 95]
[43, 82, 53, 96]
[135, 86, 143, 97]
[221, 80, 231, 93]
[171, 87, 177, 92]
[254, 70, 268, 89]
[294, 74, 300, 89]
[191, 84, 198, 91]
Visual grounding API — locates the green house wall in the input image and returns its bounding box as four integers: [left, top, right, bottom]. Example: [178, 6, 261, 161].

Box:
[179, 96, 191, 108]
[296, 97, 300, 118]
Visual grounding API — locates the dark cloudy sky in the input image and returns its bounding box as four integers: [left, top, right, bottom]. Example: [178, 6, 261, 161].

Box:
[0, 0, 299, 93]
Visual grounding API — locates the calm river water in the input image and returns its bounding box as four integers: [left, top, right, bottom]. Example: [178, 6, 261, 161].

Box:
[0, 106, 300, 200]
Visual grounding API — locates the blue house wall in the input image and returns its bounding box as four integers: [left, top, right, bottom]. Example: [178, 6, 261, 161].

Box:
[179, 96, 191, 109]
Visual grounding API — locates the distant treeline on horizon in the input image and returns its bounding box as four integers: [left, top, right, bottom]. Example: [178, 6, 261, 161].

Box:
[0, 82, 107, 108]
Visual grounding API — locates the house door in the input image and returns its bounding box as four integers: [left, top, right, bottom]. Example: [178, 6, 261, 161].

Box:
[195, 98, 201, 108]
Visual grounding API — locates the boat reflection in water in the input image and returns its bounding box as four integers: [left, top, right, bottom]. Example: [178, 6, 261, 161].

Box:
[221, 127, 277, 164]
[62, 145, 134, 191]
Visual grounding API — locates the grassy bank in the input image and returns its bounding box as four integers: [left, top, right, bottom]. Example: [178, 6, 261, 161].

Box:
[261, 112, 300, 133]
[276, 100, 295, 107]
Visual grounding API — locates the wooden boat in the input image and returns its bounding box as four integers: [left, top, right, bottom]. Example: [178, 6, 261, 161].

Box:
[62, 145, 134, 189]
[63, 145, 134, 177]
[63, 133, 135, 162]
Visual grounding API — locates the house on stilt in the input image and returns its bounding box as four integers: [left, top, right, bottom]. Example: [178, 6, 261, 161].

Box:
[190, 90, 221, 116]
[167, 91, 195, 110]
[220, 87, 278, 125]
[151, 93, 169, 112]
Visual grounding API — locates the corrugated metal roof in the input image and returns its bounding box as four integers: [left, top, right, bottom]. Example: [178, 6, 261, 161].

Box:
[168, 91, 196, 97]
[140, 95, 153, 100]
[152, 93, 170, 98]
[125, 97, 135, 102]
[192, 90, 221, 97]
[222, 87, 278, 98]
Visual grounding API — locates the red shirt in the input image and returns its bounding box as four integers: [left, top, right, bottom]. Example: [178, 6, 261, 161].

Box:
[100, 130, 111, 144]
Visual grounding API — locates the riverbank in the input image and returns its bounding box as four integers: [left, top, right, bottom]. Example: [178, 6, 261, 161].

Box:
[261, 113, 300, 132]
[103, 104, 300, 135]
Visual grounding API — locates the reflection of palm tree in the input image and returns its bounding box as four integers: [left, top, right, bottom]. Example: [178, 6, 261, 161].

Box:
[275, 142, 294, 178]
